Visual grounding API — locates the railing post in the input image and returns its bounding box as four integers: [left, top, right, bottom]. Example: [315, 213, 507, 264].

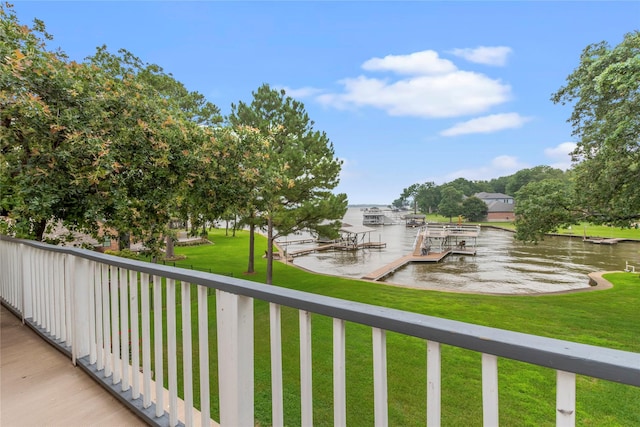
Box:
[299, 310, 313, 427]
[482, 353, 499, 425]
[372, 327, 388, 427]
[216, 289, 254, 427]
[556, 370, 576, 427]
[427, 340, 441, 427]
[333, 318, 346, 427]
[198, 285, 211, 427]
[21, 243, 33, 320]
[270, 303, 284, 427]
[71, 256, 91, 364]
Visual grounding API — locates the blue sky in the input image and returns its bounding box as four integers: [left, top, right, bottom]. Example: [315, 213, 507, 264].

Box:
[12, 1, 640, 205]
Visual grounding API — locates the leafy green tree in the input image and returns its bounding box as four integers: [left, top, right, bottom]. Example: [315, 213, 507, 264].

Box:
[415, 182, 440, 214]
[552, 31, 640, 227]
[0, 5, 102, 240]
[514, 179, 577, 242]
[76, 47, 209, 252]
[400, 183, 421, 213]
[391, 198, 405, 209]
[487, 176, 510, 194]
[461, 196, 488, 222]
[447, 177, 481, 196]
[437, 186, 463, 222]
[505, 166, 566, 195]
[229, 84, 348, 284]
[0, 5, 222, 254]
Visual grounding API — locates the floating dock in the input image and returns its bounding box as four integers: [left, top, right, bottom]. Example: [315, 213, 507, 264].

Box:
[362, 251, 451, 281]
[362, 223, 480, 281]
[584, 238, 623, 245]
[287, 241, 386, 258]
[276, 224, 386, 260]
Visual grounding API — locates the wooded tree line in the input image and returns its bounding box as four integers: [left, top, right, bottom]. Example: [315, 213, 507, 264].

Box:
[393, 165, 568, 222]
[0, 5, 347, 284]
[395, 31, 639, 242]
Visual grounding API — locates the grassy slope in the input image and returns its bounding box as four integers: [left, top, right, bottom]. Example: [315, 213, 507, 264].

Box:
[172, 229, 639, 426]
[424, 213, 640, 240]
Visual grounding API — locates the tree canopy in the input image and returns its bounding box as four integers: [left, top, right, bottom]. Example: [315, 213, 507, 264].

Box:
[437, 186, 463, 222]
[0, 4, 221, 252]
[229, 84, 348, 283]
[515, 31, 640, 241]
[461, 196, 488, 222]
[552, 31, 640, 227]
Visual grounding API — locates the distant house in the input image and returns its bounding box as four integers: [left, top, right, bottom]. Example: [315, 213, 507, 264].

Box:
[472, 192, 515, 222]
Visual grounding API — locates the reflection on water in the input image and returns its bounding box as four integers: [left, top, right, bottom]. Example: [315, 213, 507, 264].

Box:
[283, 208, 640, 294]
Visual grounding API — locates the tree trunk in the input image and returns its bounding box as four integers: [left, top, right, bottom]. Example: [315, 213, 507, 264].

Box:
[118, 231, 130, 251]
[34, 219, 47, 242]
[232, 213, 237, 237]
[165, 235, 175, 259]
[246, 222, 255, 274]
[266, 217, 274, 285]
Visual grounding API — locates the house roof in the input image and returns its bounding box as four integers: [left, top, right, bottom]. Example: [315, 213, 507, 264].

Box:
[474, 192, 513, 200]
[486, 200, 515, 213]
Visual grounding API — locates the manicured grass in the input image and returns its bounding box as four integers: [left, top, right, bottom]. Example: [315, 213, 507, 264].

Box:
[169, 229, 639, 426]
[424, 212, 640, 241]
[480, 221, 640, 240]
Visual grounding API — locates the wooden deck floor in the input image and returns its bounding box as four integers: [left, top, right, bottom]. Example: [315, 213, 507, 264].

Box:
[0, 305, 146, 427]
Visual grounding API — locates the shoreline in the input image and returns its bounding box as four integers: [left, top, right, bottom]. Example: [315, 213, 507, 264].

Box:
[273, 240, 621, 296]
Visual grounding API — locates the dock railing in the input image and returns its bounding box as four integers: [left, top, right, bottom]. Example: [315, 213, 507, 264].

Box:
[1, 235, 639, 427]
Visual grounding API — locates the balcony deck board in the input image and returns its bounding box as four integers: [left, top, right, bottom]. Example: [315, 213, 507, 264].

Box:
[0, 305, 146, 427]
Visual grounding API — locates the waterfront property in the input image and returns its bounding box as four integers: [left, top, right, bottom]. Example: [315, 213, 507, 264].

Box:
[473, 192, 516, 222]
[0, 235, 638, 426]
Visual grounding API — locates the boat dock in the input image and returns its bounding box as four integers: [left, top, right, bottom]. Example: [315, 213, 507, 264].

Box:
[584, 238, 624, 245]
[287, 241, 386, 258]
[362, 251, 451, 281]
[362, 223, 480, 282]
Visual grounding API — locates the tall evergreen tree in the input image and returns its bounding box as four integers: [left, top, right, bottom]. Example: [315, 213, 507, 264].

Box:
[229, 84, 347, 284]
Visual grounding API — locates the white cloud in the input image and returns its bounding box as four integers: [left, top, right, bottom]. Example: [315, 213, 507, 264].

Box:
[362, 50, 457, 75]
[278, 86, 324, 98]
[439, 113, 532, 136]
[318, 72, 510, 118]
[544, 142, 577, 170]
[449, 46, 512, 66]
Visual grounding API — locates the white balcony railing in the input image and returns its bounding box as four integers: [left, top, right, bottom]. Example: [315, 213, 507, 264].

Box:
[0, 235, 638, 427]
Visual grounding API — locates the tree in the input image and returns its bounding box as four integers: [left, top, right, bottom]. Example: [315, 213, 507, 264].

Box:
[437, 186, 463, 222]
[400, 183, 421, 213]
[0, 5, 222, 254]
[551, 31, 640, 228]
[514, 179, 577, 242]
[487, 176, 510, 194]
[447, 177, 481, 196]
[505, 165, 566, 195]
[461, 196, 488, 222]
[415, 182, 440, 214]
[1, 5, 104, 240]
[229, 84, 348, 284]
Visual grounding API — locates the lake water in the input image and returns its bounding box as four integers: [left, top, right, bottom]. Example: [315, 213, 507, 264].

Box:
[279, 207, 640, 294]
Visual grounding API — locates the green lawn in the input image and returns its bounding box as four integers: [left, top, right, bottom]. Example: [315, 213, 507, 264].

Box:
[424, 213, 640, 241]
[167, 228, 639, 426]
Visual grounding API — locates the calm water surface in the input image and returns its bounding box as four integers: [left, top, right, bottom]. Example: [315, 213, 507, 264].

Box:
[281, 208, 640, 294]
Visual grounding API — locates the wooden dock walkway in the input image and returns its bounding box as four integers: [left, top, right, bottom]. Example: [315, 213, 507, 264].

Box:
[584, 238, 623, 245]
[287, 241, 386, 258]
[362, 251, 451, 281]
